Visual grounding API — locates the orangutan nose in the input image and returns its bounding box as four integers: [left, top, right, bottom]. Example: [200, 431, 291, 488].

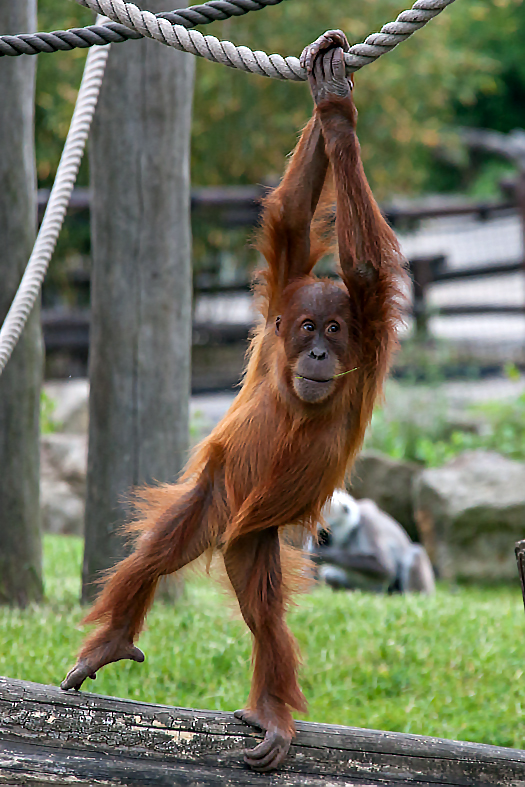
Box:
[309, 347, 327, 361]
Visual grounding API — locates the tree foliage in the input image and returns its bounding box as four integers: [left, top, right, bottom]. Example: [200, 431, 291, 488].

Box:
[34, 0, 520, 195]
[36, 1, 92, 186]
[451, 0, 525, 134]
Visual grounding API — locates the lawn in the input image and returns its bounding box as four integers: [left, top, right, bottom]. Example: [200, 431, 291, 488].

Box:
[1, 534, 525, 749]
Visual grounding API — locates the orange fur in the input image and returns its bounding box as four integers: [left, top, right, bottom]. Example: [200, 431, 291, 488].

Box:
[69, 85, 406, 744]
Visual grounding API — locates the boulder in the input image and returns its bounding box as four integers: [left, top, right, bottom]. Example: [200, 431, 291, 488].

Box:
[43, 380, 89, 434]
[41, 433, 88, 497]
[40, 434, 87, 535]
[348, 450, 420, 541]
[40, 475, 85, 536]
[413, 450, 525, 581]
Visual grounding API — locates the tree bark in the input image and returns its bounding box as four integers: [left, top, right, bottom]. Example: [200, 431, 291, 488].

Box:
[0, 0, 43, 607]
[83, 2, 195, 601]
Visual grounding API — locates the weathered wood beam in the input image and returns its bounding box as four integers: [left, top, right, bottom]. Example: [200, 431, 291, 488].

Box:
[0, 677, 524, 786]
[0, 0, 43, 607]
[83, 0, 195, 601]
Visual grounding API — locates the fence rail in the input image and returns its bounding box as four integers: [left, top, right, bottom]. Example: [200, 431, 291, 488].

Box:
[37, 187, 525, 384]
[38, 186, 517, 224]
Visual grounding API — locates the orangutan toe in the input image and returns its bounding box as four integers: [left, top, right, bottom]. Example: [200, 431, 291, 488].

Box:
[234, 708, 267, 731]
[243, 727, 291, 772]
[60, 658, 97, 691]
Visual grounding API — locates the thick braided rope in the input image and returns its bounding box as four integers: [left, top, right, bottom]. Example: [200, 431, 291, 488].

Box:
[0, 34, 109, 375]
[70, 0, 457, 78]
[0, 0, 284, 57]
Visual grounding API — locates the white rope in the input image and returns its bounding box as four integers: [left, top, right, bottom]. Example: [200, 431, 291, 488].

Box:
[0, 22, 110, 375]
[72, 0, 457, 78]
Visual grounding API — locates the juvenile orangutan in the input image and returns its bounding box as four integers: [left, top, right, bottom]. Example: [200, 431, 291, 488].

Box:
[62, 30, 406, 772]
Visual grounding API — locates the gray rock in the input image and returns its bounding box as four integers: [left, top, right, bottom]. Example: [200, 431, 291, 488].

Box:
[40, 434, 87, 535]
[413, 450, 525, 581]
[40, 476, 84, 536]
[43, 380, 89, 434]
[41, 433, 87, 497]
[349, 450, 420, 541]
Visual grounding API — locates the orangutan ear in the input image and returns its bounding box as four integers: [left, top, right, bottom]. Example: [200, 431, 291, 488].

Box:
[275, 316, 281, 336]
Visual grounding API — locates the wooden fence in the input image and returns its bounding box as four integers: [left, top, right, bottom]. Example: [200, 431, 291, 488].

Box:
[38, 188, 524, 388]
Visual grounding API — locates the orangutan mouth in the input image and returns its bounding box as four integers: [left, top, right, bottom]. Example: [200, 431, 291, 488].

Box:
[295, 367, 357, 383]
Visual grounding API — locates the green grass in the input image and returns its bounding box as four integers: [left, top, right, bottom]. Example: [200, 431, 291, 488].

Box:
[1, 535, 525, 749]
[366, 375, 525, 469]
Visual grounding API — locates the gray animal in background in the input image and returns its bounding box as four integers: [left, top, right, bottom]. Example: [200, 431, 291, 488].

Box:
[312, 489, 435, 594]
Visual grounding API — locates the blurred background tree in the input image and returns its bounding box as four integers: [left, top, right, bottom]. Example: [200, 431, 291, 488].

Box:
[36, 0, 92, 187]
[35, 0, 523, 197]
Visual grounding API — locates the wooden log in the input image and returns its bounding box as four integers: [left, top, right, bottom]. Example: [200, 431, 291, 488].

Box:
[83, 0, 195, 600]
[0, 0, 43, 606]
[0, 677, 524, 786]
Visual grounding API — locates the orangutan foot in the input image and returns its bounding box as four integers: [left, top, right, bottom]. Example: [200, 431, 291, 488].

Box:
[60, 641, 144, 691]
[234, 708, 292, 772]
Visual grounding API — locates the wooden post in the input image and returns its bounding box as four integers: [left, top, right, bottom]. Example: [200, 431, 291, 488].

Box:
[515, 539, 525, 612]
[516, 168, 525, 281]
[82, 1, 195, 601]
[410, 256, 434, 339]
[0, 0, 43, 606]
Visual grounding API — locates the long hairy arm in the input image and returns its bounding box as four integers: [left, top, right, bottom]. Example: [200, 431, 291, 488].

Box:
[303, 33, 407, 434]
[256, 114, 331, 314]
[319, 94, 405, 383]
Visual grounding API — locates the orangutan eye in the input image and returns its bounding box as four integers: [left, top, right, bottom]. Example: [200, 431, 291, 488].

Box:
[302, 321, 315, 332]
[326, 322, 340, 333]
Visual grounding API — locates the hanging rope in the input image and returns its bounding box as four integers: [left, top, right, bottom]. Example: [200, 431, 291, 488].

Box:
[70, 0, 457, 78]
[0, 0, 284, 57]
[0, 31, 111, 375]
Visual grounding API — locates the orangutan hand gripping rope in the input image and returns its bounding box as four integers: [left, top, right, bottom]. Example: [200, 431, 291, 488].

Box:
[61, 29, 406, 772]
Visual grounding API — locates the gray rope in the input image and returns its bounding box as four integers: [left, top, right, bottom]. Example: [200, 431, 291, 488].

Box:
[71, 0, 457, 78]
[0, 27, 109, 375]
[0, 0, 284, 57]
